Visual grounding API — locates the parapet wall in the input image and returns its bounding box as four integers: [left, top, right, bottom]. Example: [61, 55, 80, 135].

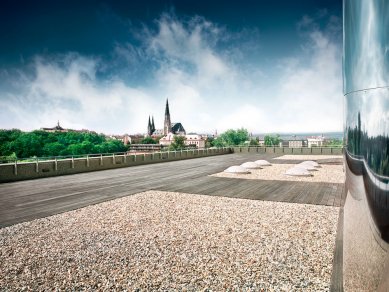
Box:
[232, 146, 343, 155]
[0, 148, 232, 183]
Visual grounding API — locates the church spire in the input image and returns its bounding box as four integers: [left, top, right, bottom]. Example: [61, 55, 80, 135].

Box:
[147, 115, 152, 136]
[151, 116, 155, 134]
[163, 98, 172, 135]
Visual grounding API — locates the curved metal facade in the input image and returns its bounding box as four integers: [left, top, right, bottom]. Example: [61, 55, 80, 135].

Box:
[343, 0, 389, 290]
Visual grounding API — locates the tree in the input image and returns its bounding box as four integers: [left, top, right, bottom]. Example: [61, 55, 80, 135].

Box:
[206, 136, 214, 148]
[43, 142, 66, 156]
[141, 137, 157, 144]
[264, 134, 281, 146]
[218, 128, 249, 146]
[0, 128, 128, 158]
[169, 135, 186, 150]
[325, 138, 343, 147]
[249, 138, 259, 146]
[211, 137, 225, 147]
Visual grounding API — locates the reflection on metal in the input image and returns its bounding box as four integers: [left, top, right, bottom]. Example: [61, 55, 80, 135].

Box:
[343, 0, 389, 290]
[343, 1, 389, 95]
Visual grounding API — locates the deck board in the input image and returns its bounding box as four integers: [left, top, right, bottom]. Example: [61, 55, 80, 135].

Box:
[0, 152, 343, 227]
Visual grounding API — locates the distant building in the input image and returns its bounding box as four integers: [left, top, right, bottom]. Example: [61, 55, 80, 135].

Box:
[171, 122, 186, 135]
[287, 138, 305, 148]
[185, 134, 206, 148]
[41, 121, 68, 133]
[159, 133, 175, 146]
[160, 133, 206, 148]
[41, 121, 96, 134]
[147, 98, 186, 137]
[128, 134, 144, 144]
[307, 135, 325, 147]
[163, 99, 172, 136]
[147, 116, 156, 136]
[152, 129, 164, 136]
[108, 134, 130, 145]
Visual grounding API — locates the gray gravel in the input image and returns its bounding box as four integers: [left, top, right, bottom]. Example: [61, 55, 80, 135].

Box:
[213, 163, 345, 183]
[0, 191, 339, 291]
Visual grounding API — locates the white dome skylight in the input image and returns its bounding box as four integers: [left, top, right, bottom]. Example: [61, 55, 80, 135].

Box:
[254, 160, 272, 166]
[285, 166, 313, 177]
[301, 160, 321, 168]
[297, 163, 318, 171]
[241, 162, 263, 169]
[224, 166, 250, 174]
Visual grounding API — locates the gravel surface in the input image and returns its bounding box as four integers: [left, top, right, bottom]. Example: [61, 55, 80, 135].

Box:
[0, 191, 339, 291]
[213, 163, 345, 183]
[274, 155, 342, 160]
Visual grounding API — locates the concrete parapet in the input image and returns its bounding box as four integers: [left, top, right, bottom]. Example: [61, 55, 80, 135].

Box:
[283, 148, 293, 154]
[231, 146, 344, 156]
[0, 148, 232, 183]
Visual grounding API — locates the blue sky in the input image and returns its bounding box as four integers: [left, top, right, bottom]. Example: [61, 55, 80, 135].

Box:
[0, 0, 342, 134]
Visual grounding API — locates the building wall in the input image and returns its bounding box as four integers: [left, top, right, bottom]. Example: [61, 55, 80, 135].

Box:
[288, 140, 303, 148]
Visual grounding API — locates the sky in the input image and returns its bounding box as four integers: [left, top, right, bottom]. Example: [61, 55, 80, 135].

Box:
[0, 0, 343, 135]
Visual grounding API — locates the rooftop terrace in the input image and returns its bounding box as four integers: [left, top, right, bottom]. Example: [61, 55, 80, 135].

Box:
[0, 153, 345, 290]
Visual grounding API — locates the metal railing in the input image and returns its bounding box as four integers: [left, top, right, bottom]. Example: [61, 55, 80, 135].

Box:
[0, 147, 232, 166]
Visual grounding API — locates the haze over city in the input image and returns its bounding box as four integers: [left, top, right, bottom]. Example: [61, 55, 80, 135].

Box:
[0, 0, 342, 134]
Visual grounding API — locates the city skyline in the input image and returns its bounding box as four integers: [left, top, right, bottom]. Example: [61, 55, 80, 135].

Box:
[0, 0, 342, 134]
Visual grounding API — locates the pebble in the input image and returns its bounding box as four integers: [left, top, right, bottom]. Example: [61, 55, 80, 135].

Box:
[213, 164, 344, 183]
[0, 191, 339, 291]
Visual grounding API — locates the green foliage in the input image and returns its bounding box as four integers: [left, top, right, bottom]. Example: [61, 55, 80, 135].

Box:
[169, 135, 186, 150]
[249, 138, 259, 146]
[205, 136, 214, 148]
[141, 137, 157, 144]
[264, 134, 281, 146]
[211, 137, 225, 147]
[325, 138, 343, 147]
[216, 128, 249, 146]
[0, 129, 127, 158]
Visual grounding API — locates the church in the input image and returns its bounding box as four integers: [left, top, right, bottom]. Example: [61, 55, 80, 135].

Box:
[147, 99, 186, 136]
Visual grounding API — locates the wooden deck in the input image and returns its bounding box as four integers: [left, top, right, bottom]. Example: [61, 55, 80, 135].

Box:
[0, 153, 344, 228]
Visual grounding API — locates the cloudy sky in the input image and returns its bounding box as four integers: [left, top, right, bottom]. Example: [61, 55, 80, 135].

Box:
[0, 0, 342, 135]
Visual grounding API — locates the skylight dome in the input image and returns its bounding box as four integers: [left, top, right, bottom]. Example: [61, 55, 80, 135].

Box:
[301, 161, 321, 168]
[241, 162, 262, 169]
[285, 166, 313, 177]
[254, 160, 272, 166]
[224, 166, 250, 174]
[297, 163, 318, 171]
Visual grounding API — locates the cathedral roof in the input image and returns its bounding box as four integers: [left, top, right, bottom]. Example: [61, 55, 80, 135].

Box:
[171, 122, 185, 134]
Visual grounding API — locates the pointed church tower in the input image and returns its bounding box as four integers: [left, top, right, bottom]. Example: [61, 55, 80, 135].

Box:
[163, 99, 172, 135]
[147, 115, 152, 136]
[151, 116, 155, 134]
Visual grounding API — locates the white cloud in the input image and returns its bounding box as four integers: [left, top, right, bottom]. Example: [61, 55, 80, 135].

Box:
[1, 12, 343, 135]
[274, 27, 343, 132]
[1, 55, 157, 134]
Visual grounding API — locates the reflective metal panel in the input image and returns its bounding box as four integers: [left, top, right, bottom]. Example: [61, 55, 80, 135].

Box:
[343, 0, 389, 94]
[343, 0, 389, 290]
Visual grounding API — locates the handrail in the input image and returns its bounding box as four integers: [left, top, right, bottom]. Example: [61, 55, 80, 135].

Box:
[0, 147, 230, 165]
[0, 145, 343, 165]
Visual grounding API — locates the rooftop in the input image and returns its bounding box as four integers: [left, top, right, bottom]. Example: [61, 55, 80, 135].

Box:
[0, 153, 344, 290]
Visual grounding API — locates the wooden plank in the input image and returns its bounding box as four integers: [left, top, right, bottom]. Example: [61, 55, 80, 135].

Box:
[319, 184, 333, 206]
[0, 153, 346, 227]
[333, 185, 342, 207]
[327, 185, 338, 207]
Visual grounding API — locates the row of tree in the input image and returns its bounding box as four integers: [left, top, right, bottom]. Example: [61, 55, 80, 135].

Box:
[139, 128, 282, 148]
[211, 129, 281, 147]
[1, 127, 336, 160]
[0, 129, 127, 159]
